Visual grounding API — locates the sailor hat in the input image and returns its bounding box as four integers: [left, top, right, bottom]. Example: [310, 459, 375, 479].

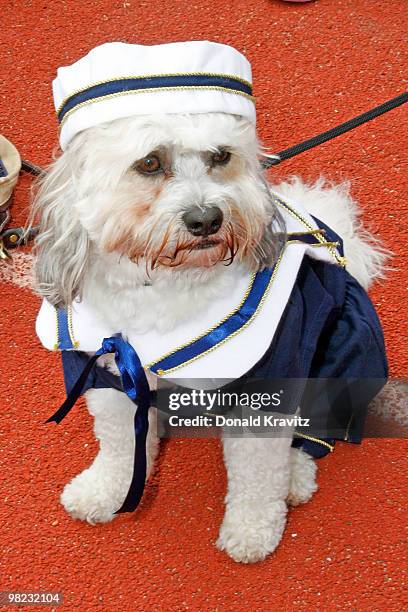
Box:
[53, 41, 256, 150]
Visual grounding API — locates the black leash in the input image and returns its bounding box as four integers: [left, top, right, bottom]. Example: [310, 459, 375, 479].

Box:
[261, 91, 408, 168]
[21, 159, 46, 177]
[1, 92, 407, 254]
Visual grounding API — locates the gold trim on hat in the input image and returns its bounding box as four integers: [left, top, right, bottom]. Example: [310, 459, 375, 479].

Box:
[56, 71, 254, 116]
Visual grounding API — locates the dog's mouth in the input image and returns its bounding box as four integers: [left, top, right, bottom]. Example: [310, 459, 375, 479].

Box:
[190, 239, 221, 251]
[133, 225, 238, 269]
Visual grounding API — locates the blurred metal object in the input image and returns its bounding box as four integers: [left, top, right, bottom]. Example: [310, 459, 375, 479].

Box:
[2, 226, 39, 250]
[0, 138, 43, 261]
[0, 238, 12, 260]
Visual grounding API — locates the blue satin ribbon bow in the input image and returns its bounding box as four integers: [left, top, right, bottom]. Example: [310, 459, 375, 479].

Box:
[46, 334, 150, 513]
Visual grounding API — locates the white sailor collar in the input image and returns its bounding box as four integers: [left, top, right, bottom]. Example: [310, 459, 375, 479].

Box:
[36, 193, 345, 383]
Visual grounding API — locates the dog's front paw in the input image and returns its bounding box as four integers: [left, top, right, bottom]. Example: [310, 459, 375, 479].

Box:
[287, 448, 318, 507]
[61, 468, 125, 524]
[216, 501, 287, 563]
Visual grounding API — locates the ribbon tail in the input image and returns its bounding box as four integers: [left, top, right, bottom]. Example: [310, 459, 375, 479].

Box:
[45, 353, 101, 424]
[115, 382, 151, 514]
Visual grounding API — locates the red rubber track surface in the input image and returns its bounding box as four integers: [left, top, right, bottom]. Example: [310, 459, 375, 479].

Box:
[1, 1, 407, 610]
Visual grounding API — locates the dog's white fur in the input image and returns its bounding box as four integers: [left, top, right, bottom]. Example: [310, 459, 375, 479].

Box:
[33, 113, 387, 563]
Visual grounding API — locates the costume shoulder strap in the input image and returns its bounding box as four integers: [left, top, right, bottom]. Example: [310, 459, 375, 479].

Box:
[55, 307, 79, 350]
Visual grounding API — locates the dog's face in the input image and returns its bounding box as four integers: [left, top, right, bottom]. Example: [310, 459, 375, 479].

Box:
[34, 113, 284, 305]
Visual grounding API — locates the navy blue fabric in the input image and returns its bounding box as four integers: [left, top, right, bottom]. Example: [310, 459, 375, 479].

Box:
[0, 158, 8, 178]
[248, 256, 387, 456]
[62, 350, 123, 395]
[58, 74, 253, 123]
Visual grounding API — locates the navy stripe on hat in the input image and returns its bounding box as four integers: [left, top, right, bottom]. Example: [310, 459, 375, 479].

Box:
[57, 73, 254, 124]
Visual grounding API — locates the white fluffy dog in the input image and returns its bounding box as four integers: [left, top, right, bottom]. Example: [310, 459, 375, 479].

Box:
[32, 112, 385, 563]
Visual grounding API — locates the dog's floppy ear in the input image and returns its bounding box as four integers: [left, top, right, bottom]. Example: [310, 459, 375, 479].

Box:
[253, 221, 284, 269]
[250, 179, 287, 270]
[30, 151, 90, 307]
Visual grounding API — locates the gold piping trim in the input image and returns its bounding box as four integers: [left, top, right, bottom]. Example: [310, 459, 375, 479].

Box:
[67, 306, 79, 348]
[56, 71, 253, 115]
[287, 229, 326, 237]
[59, 86, 255, 129]
[294, 432, 335, 452]
[146, 248, 286, 375]
[343, 414, 354, 441]
[286, 240, 340, 248]
[53, 306, 79, 350]
[273, 194, 347, 267]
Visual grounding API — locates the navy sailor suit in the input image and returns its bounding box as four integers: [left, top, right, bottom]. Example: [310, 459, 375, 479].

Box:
[36, 193, 388, 511]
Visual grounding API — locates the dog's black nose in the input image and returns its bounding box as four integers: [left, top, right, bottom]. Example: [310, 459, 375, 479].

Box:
[182, 206, 223, 237]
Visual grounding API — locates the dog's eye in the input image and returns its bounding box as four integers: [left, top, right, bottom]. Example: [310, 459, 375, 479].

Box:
[135, 155, 162, 175]
[211, 149, 231, 166]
